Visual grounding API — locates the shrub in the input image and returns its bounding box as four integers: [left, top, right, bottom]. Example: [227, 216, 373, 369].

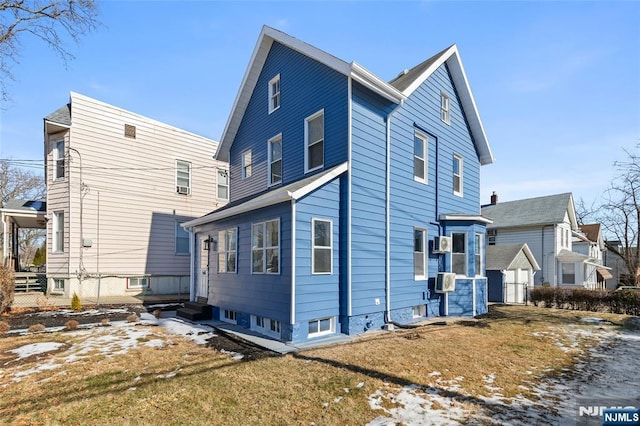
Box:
[127, 314, 139, 323]
[0, 320, 10, 335]
[0, 266, 15, 314]
[65, 320, 79, 331]
[71, 292, 82, 311]
[531, 286, 639, 314]
[101, 318, 110, 326]
[531, 286, 555, 308]
[153, 309, 162, 319]
[28, 324, 46, 333]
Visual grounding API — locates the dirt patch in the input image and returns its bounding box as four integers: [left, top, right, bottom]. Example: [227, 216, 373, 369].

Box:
[206, 329, 281, 361]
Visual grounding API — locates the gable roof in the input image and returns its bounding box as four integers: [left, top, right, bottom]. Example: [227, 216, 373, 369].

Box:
[486, 243, 540, 271]
[482, 193, 578, 230]
[216, 26, 494, 166]
[183, 162, 348, 228]
[580, 223, 601, 242]
[44, 104, 71, 127]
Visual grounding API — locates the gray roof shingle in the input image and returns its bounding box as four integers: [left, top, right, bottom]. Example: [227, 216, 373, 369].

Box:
[482, 193, 573, 229]
[388, 45, 453, 92]
[45, 104, 71, 126]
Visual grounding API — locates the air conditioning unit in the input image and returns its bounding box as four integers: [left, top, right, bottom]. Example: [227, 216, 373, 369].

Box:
[436, 272, 456, 293]
[433, 236, 452, 253]
[176, 186, 190, 195]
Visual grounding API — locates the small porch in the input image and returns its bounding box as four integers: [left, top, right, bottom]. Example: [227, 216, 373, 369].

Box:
[1, 199, 47, 272]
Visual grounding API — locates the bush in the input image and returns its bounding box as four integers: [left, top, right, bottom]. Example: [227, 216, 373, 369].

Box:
[65, 320, 79, 331]
[153, 309, 162, 319]
[127, 314, 139, 323]
[0, 320, 10, 335]
[71, 292, 82, 311]
[530, 286, 639, 314]
[28, 324, 46, 333]
[101, 318, 110, 326]
[0, 266, 15, 314]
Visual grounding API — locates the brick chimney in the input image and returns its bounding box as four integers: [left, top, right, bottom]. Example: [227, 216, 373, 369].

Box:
[490, 191, 498, 205]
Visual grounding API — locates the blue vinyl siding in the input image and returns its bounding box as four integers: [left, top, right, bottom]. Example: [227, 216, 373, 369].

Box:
[294, 178, 341, 324]
[475, 279, 487, 315]
[198, 202, 292, 323]
[229, 41, 349, 203]
[447, 279, 473, 316]
[350, 82, 395, 315]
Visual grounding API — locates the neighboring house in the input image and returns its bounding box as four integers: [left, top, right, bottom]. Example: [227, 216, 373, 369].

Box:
[603, 241, 638, 289]
[1, 199, 47, 271]
[43, 92, 228, 301]
[183, 26, 494, 343]
[486, 243, 540, 304]
[482, 192, 600, 288]
[572, 223, 611, 290]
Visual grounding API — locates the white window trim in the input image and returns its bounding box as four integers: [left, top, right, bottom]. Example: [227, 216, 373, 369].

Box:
[217, 228, 238, 274]
[312, 218, 333, 275]
[441, 92, 450, 125]
[267, 133, 283, 187]
[52, 278, 66, 292]
[451, 232, 468, 277]
[412, 305, 426, 318]
[127, 277, 149, 290]
[251, 218, 280, 275]
[453, 153, 463, 197]
[217, 169, 229, 201]
[474, 233, 483, 277]
[221, 309, 237, 325]
[561, 263, 576, 285]
[242, 150, 252, 180]
[54, 140, 65, 180]
[304, 109, 325, 174]
[175, 221, 190, 256]
[251, 315, 281, 338]
[413, 131, 428, 184]
[176, 159, 191, 195]
[308, 317, 335, 338]
[414, 228, 427, 280]
[268, 74, 281, 114]
[53, 210, 64, 253]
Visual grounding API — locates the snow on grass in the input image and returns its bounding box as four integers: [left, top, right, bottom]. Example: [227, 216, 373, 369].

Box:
[157, 318, 215, 345]
[7, 342, 65, 360]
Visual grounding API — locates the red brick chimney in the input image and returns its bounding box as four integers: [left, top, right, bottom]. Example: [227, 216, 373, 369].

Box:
[490, 191, 498, 205]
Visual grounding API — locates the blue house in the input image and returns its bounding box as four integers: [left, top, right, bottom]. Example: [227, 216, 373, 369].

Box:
[183, 26, 495, 342]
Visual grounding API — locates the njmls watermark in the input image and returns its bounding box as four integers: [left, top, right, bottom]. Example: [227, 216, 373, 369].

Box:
[576, 398, 640, 426]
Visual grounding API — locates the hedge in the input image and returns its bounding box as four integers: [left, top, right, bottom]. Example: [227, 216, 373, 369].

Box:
[530, 286, 640, 316]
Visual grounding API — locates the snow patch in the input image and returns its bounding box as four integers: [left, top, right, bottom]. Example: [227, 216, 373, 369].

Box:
[8, 342, 65, 360]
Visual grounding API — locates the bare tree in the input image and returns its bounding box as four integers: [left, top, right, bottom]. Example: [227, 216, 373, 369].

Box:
[0, 0, 99, 101]
[597, 147, 640, 286]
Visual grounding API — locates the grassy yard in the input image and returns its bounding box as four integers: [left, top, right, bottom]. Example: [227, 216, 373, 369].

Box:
[0, 305, 634, 425]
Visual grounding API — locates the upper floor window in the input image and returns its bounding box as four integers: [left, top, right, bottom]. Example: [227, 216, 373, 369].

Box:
[269, 74, 281, 113]
[175, 221, 190, 255]
[305, 110, 324, 173]
[312, 218, 332, 274]
[452, 232, 467, 276]
[268, 134, 282, 186]
[440, 92, 450, 124]
[217, 169, 229, 201]
[252, 219, 280, 274]
[176, 160, 191, 195]
[453, 154, 463, 196]
[218, 228, 237, 273]
[53, 210, 64, 253]
[54, 140, 65, 180]
[242, 150, 252, 179]
[414, 228, 427, 280]
[474, 233, 483, 276]
[414, 132, 427, 183]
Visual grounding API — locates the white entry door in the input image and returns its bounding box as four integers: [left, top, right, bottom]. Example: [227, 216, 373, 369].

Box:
[505, 269, 527, 304]
[196, 235, 209, 301]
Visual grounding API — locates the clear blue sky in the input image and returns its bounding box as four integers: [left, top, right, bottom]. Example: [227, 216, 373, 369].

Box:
[1, 1, 638, 207]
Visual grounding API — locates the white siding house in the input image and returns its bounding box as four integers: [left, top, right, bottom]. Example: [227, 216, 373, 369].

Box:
[44, 92, 228, 301]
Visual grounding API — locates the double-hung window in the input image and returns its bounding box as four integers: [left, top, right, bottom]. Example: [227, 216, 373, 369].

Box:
[53, 211, 64, 253]
[268, 134, 282, 186]
[312, 219, 332, 274]
[305, 110, 324, 173]
[452, 232, 467, 276]
[414, 132, 427, 183]
[414, 228, 427, 279]
[176, 160, 191, 195]
[453, 154, 463, 196]
[252, 219, 280, 274]
[217, 228, 237, 273]
[474, 233, 483, 276]
[440, 92, 450, 124]
[54, 140, 65, 179]
[175, 221, 190, 255]
[242, 150, 252, 179]
[269, 74, 280, 113]
[217, 169, 229, 201]
[562, 263, 576, 284]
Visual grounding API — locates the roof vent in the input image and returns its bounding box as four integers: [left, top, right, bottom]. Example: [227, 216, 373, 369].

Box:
[396, 69, 409, 78]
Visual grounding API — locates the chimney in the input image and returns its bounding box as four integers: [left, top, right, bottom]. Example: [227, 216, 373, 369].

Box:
[490, 191, 498, 205]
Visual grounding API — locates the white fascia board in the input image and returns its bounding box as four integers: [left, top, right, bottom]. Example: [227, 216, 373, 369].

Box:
[438, 214, 493, 224]
[402, 45, 457, 96]
[289, 162, 348, 200]
[44, 120, 71, 129]
[350, 62, 405, 104]
[521, 244, 541, 270]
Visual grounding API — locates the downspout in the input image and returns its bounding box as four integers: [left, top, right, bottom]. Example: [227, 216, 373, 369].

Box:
[541, 224, 554, 285]
[187, 226, 195, 302]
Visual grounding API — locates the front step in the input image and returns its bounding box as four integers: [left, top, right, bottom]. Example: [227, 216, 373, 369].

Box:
[176, 301, 212, 321]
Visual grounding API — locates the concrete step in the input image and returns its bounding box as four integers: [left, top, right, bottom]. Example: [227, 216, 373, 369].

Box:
[183, 302, 212, 318]
[176, 308, 206, 321]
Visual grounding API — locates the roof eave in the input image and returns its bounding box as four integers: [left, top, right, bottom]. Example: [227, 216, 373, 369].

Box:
[350, 62, 405, 104]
